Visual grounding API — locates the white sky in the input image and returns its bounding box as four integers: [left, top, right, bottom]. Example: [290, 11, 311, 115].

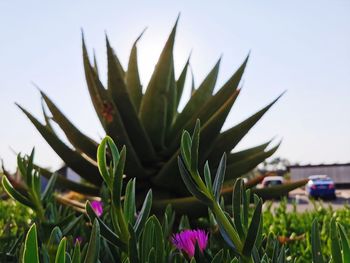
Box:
[1, 0, 350, 171]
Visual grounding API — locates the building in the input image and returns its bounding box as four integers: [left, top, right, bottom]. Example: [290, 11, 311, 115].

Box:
[288, 163, 350, 187]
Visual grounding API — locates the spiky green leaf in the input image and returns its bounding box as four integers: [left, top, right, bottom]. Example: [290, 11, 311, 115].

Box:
[41, 91, 98, 160]
[139, 18, 178, 149]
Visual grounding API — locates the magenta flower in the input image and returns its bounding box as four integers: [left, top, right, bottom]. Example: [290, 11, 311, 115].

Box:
[171, 229, 208, 258]
[91, 200, 103, 217]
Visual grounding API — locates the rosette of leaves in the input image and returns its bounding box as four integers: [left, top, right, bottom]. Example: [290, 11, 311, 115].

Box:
[18, 18, 306, 215]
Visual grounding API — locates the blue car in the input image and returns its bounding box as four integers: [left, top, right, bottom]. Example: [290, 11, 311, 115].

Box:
[306, 175, 336, 199]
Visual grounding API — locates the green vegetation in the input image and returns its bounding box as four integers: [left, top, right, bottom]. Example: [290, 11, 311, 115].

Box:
[18, 20, 305, 216]
[1, 124, 349, 262]
[263, 199, 350, 262]
[2, 17, 347, 263]
[0, 196, 32, 252]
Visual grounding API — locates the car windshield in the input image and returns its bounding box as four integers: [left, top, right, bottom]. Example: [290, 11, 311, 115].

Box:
[312, 178, 332, 183]
[265, 180, 282, 186]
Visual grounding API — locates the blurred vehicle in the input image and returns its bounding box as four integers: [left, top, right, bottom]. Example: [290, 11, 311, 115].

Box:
[261, 176, 285, 187]
[258, 176, 288, 199]
[306, 175, 336, 199]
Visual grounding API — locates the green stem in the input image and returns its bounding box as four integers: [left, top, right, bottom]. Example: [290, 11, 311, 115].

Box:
[212, 202, 243, 252]
[116, 204, 130, 243]
[29, 190, 45, 222]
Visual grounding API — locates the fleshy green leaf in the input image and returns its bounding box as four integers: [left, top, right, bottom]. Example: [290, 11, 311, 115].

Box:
[17, 104, 101, 185]
[140, 216, 164, 263]
[169, 58, 221, 142]
[210, 92, 284, 164]
[82, 37, 145, 177]
[211, 250, 224, 263]
[97, 136, 113, 188]
[330, 218, 342, 263]
[242, 199, 262, 257]
[2, 176, 34, 209]
[128, 225, 139, 263]
[55, 237, 67, 263]
[180, 131, 192, 168]
[311, 219, 324, 263]
[190, 119, 200, 173]
[85, 201, 127, 251]
[41, 172, 57, 202]
[39, 167, 99, 196]
[224, 144, 280, 181]
[338, 224, 350, 263]
[251, 179, 308, 200]
[204, 162, 212, 193]
[175, 54, 190, 109]
[72, 241, 81, 263]
[113, 146, 126, 207]
[213, 153, 226, 201]
[226, 140, 272, 163]
[177, 157, 212, 206]
[106, 37, 157, 163]
[139, 18, 178, 150]
[23, 224, 39, 263]
[124, 179, 136, 224]
[62, 215, 83, 236]
[232, 179, 245, 239]
[83, 219, 100, 263]
[134, 189, 153, 237]
[41, 91, 99, 160]
[126, 30, 145, 112]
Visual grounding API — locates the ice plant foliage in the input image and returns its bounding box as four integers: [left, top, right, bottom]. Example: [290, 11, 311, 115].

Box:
[91, 200, 103, 217]
[172, 229, 208, 258]
[2, 135, 350, 262]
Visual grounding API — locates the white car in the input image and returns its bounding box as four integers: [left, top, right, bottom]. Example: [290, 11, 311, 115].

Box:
[261, 176, 284, 188]
[258, 176, 287, 199]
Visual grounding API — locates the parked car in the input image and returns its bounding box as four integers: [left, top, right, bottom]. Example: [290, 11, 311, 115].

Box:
[258, 176, 288, 199]
[261, 176, 285, 187]
[306, 175, 336, 199]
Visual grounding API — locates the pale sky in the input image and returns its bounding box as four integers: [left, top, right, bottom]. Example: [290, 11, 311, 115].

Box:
[1, 1, 350, 172]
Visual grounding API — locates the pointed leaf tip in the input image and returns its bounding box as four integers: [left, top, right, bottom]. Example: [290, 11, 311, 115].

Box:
[133, 27, 147, 46]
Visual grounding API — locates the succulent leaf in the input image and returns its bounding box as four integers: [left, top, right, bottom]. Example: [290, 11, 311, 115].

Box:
[209, 92, 284, 164]
[168, 58, 221, 142]
[17, 104, 101, 185]
[83, 219, 100, 263]
[251, 179, 308, 200]
[23, 224, 39, 263]
[41, 91, 99, 160]
[139, 19, 178, 149]
[127, 31, 145, 112]
[175, 54, 191, 109]
[330, 218, 342, 263]
[224, 143, 280, 181]
[55, 237, 67, 263]
[311, 219, 324, 263]
[106, 37, 157, 163]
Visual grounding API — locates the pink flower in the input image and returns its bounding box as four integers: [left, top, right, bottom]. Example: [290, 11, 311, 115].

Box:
[171, 229, 208, 258]
[91, 200, 103, 217]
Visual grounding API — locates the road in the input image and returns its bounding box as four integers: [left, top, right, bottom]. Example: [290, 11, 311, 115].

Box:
[265, 188, 350, 212]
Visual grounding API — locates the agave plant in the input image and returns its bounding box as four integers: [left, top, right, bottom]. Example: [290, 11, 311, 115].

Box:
[18, 18, 306, 215]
